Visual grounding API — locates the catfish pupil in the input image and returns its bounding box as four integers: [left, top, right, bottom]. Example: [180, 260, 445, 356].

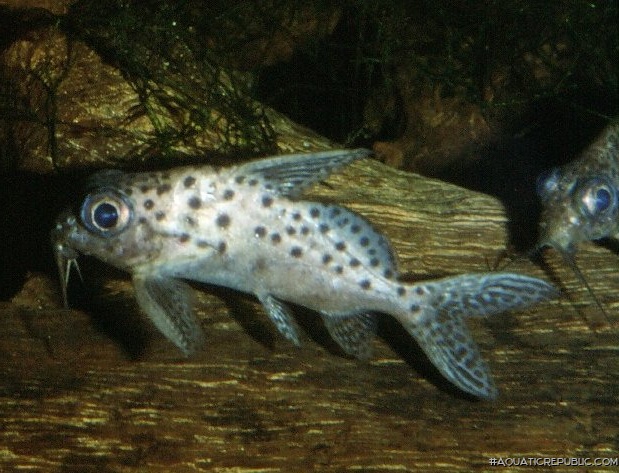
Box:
[594, 188, 611, 212]
[93, 202, 119, 229]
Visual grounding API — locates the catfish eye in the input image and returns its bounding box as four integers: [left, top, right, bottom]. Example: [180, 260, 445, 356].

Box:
[93, 202, 119, 228]
[579, 177, 617, 217]
[535, 168, 560, 201]
[80, 191, 132, 236]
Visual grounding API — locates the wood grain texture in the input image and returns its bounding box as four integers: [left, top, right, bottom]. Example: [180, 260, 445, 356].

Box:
[2, 159, 618, 472]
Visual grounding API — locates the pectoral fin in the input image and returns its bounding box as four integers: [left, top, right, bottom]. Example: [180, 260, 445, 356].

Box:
[132, 274, 205, 356]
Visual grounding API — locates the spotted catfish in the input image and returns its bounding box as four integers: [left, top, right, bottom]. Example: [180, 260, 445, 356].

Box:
[52, 149, 556, 399]
[536, 122, 619, 316]
[537, 122, 619, 253]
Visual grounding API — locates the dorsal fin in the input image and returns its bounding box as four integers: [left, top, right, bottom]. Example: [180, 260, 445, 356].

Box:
[233, 148, 372, 198]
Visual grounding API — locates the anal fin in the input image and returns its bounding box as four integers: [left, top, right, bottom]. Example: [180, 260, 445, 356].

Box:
[133, 274, 205, 356]
[320, 312, 377, 360]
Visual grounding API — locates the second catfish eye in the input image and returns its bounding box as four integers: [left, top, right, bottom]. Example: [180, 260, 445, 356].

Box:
[577, 177, 618, 218]
[80, 190, 133, 236]
[535, 167, 561, 202]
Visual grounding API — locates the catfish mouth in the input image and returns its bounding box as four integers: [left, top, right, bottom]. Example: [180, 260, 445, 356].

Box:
[536, 215, 577, 256]
[51, 211, 83, 307]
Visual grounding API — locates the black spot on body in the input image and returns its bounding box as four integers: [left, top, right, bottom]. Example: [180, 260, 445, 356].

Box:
[255, 226, 266, 238]
[144, 199, 154, 210]
[184, 176, 196, 188]
[290, 246, 303, 258]
[330, 208, 341, 218]
[286, 226, 296, 235]
[140, 185, 151, 193]
[138, 217, 147, 224]
[188, 196, 201, 209]
[124, 188, 133, 196]
[179, 233, 190, 243]
[337, 218, 350, 228]
[415, 287, 425, 296]
[157, 183, 171, 195]
[359, 236, 369, 247]
[370, 257, 379, 267]
[223, 189, 235, 200]
[254, 258, 266, 271]
[292, 212, 301, 221]
[196, 240, 210, 248]
[351, 224, 361, 234]
[359, 280, 371, 290]
[318, 223, 330, 234]
[310, 207, 320, 218]
[350, 258, 360, 267]
[265, 183, 273, 190]
[262, 195, 273, 207]
[271, 233, 281, 244]
[300, 226, 309, 235]
[322, 254, 332, 264]
[384, 269, 394, 279]
[248, 179, 258, 186]
[186, 216, 196, 227]
[218, 241, 227, 253]
[235, 175, 245, 184]
[334, 266, 343, 274]
[216, 213, 231, 228]
[335, 241, 346, 251]
[397, 287, 406, 297]
[155, 211, 165, 221]
[410, 304, 420, 313]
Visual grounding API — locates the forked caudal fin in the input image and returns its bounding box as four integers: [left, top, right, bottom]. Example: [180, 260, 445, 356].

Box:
[398, 273, 558, 399]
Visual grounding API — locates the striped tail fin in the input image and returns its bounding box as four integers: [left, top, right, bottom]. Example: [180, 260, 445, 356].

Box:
[398, 273, 557, 399]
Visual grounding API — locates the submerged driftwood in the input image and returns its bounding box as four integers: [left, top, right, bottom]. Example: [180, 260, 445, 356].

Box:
[2, 158, 618, 472]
